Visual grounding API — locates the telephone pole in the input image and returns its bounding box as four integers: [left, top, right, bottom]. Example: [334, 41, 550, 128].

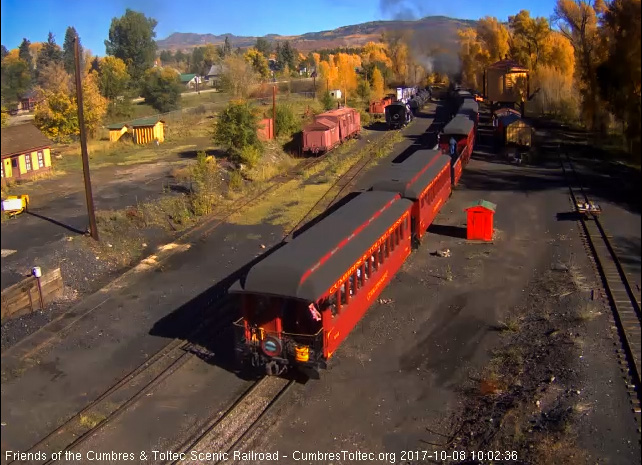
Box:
[272, 84, 276, 138]
[73, 35, 99, 241]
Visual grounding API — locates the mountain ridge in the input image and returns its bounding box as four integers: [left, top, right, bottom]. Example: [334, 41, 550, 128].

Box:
[156, 15, 475, 52]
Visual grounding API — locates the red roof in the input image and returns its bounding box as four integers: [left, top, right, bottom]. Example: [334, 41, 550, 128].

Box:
[488, 59, 528, 73]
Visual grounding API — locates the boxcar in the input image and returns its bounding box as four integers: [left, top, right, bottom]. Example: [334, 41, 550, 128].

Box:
[371, 150, 451, 241]
[439, 116, 475, 168]
[322, 107, 360, 142]
[302, 118, 340, 154]
[230, 191, 413, 375]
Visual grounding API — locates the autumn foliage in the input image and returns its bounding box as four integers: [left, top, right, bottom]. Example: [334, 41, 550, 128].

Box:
[457, 0, 641, 151]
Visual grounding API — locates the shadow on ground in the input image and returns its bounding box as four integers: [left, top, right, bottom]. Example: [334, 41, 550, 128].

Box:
[428, 224, 467, 239]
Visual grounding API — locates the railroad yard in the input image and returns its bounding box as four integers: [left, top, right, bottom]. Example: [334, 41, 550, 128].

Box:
[1, 96, 640, 465]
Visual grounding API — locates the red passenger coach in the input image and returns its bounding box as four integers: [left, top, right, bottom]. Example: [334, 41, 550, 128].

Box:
[458, 100, 479, 129]
[230, 191, 413, 375]
[371, 150, 451, 241]
[439, 115, 475, 178]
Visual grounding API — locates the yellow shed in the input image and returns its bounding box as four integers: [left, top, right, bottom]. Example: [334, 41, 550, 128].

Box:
[107, 122, 129, 142]
[1, 123, 53, 183]
[485, 59, 529, 104]
[130, 118, 165, 145]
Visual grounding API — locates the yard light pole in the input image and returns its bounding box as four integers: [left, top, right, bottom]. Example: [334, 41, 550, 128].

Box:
[73, 35, 99, 241]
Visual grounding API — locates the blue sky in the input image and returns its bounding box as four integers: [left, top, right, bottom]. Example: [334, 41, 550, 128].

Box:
[1, 0, 558, 55]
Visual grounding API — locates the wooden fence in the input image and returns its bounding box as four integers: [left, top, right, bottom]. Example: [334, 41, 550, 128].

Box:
[1, 268, 63, 322]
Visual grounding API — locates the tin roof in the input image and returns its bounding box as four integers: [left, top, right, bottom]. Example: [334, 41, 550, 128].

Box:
[498, 113, 522, 126]
[465, 200, 497, 212]
[130, 117, 165, 128]
[179, 73, 197, 83]
[494, 108, 521, 118]
[106, 122, 128, 130]
[1, 124, 51, 159]
[230, 191, 412, 301]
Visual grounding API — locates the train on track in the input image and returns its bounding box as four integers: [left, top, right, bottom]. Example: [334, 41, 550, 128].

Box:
[232, 91, 476, 376]
[385, 88, 432, 129]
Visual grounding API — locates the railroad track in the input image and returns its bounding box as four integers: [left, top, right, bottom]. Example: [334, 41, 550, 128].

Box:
[285, 134, 391, 238]
[560, 154, 641, 421]
[10, 300, 235, 465]
[6, 149, 353, 465]
[188, 153, 329, 240]
[169, 376, 294, 465]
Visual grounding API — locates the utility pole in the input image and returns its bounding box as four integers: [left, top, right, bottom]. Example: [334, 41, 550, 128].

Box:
[272, 84, 276, 138]
[73, 35, 99, 241]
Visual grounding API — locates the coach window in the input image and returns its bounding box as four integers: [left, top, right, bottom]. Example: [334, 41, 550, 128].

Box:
[335, 289, 342, 315]
[378, 244, 385, 264]
[360, 264, 365, 287]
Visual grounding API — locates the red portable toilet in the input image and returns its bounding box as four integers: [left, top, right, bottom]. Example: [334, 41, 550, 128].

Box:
[464, 200, 496, 241]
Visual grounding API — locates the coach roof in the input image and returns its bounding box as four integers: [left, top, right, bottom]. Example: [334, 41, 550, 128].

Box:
[443, 116, 475, 136]
[460, 100, 479, 112]
[230, 191, 412, 301]
[371, 154, 451, 200]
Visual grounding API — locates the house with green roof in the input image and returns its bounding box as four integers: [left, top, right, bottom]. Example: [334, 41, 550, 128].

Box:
[179, 73, 201, 89]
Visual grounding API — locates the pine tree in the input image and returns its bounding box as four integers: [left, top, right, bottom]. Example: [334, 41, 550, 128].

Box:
[18, 38, 33, 69]
[62, 27, 82, 74]
[36, 33, 63, 82]
[223, 36, 232, 57]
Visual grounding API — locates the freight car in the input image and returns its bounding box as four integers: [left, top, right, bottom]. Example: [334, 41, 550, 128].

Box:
[369, 96, 394, 115]
[302, 107, 361, 154]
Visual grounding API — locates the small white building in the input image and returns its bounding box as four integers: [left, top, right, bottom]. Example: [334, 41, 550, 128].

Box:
[329, 89, 342, 100]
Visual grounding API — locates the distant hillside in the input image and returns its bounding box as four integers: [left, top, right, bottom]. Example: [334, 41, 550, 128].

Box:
[156, 16, 476, 74]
